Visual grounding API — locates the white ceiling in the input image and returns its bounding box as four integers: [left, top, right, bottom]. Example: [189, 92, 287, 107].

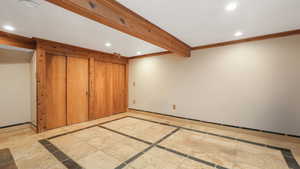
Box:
[0, 0, 164, 57]
[117, 0, 300, 46]
[1, 0, 300, 57]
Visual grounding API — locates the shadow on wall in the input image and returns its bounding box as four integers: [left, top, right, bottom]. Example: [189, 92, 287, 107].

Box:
[0, 46, 34, 127]
[0, 48, 33, 63]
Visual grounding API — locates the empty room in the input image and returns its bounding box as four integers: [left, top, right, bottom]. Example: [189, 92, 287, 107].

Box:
[0, 0, 300, 169]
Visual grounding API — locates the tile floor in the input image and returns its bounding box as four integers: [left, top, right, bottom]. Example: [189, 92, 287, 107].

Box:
[0, 111, 299, 169]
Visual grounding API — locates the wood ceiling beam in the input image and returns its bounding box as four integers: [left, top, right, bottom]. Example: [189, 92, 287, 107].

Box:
[0, 31, 36, 49]
[46, 0, 191, 57]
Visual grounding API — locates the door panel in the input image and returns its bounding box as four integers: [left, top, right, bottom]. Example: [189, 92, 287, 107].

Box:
[45, 54, 67, 129]
[106, 62, 114, 114]
[93, 61, 112, 119]
[67, 56, 89, 125]
[93, 61, 126, 119]
[112, 63, 126, 114]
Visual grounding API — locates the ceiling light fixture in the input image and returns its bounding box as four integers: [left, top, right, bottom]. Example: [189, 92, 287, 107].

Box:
[136, 51, 142, 55]
[3, 25, 15, 31]
[234, 31, 243, 37]
[19, 0, 40, 8]
[105, 42, 112, 47]
[226, 2, 237, 11]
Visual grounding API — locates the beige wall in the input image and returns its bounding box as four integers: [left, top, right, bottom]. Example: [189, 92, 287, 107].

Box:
[129, 35, 300, 136]
[0, 48, 33, 127]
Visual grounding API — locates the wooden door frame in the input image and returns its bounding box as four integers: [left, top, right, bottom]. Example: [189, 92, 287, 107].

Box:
[36, 44, 47, 133]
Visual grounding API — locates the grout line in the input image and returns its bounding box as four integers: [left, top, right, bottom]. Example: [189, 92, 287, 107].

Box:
[151, 127, 180, 145]
[39, 116, 131, 169]
[47, 116, 129, 140]
[281, 150, 300, 169]
[39, 139, 82, 169]
[156, 145, 221, 168]
[99, 126, 153, 145]
[128, 116, 282, 150]
[100, 124, 230, 169]
[128, 116, 179, 127]
[127, 116, 300, 169]
[113, 128, 181, 169]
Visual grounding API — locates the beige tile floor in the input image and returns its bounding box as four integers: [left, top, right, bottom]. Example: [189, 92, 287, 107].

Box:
[0, 110, 299, 169]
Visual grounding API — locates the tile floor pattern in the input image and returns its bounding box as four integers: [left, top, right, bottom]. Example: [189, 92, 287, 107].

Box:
[0, 111, 300, 169]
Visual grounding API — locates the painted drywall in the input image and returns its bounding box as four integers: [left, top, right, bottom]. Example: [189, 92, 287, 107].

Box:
[0, 48, 33, 127]
[30, 51, 37, 126]
[129, 35, 300, 136]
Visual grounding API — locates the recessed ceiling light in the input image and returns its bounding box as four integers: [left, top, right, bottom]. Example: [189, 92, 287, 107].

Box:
[3, 25, 15, 31]
[234, 31, 243, 37]
[226, 2, 237, 11]
[105, 42, 112, 47]
[137, 51, 142, 55]
[19, 0, 40, 8]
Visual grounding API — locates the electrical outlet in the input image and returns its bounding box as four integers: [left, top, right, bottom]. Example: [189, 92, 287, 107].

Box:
[172, 104, 176, 110]
[133, 82, 135, 86]
[133, 100, 136, 104]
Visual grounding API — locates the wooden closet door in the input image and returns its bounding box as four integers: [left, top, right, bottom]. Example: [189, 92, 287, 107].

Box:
[45, 54, 67, 129]
[67, 56, 89, 125]
[93, 61, 126, 119]
[112, 63, 126, 114]
[93, 61, 113, 119]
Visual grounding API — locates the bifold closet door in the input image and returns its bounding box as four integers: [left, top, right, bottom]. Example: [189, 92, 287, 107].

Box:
[93, 61, 126, 119]
[94, 61, 113, 119]
[112, 63, 126, 114]
[67, 56, 89, 125]
[45, 54, 67, 130]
